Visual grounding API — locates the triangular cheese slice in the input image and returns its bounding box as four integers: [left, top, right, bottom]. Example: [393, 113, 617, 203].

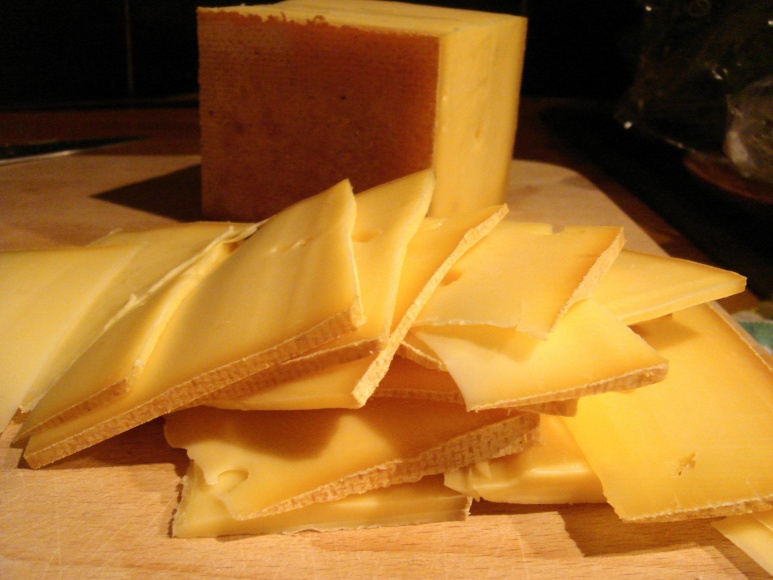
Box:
[563, 303, 773, 522]
[412, 221, 624, 338]
[593, 249, 747, 325]
[443, 415, 605, 504]
[207, 204, 508, 409]
[0, 245, 139, 431]
[22, 180, 363, 468]
[174, 468, 471, 537]
[414, 299, 668, 411]
[164, 398, 537, 519]
[713, 510, 773, 575]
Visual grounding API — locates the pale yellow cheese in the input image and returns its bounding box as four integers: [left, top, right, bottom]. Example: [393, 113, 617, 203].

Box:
[0, 245, 138, 431]
[593, 249, 747, 325]
[16, 240, 237, 441]
[23, 181, 363, 468]
[564, 303, 773, 522]
[413, 299, 668, 411]
[174, 468, 471, 537]
[198, 0, 526, 220]
[210, 204, 508, 410]
[713, 510, 773, 575]
[164, 398, 537, 519]
[413, 222, 624, 338]
[444, 415, 605, 505]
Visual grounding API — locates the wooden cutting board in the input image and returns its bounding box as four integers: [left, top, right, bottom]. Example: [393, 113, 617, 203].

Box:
[0, 153, 764, 578]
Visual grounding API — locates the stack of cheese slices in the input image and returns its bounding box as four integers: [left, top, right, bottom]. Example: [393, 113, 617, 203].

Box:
[2, 169, 772, 564]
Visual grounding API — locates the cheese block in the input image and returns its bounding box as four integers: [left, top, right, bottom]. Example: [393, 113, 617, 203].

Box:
[174, 468, 471, 537]
[564, 303, 773, 522]
[22, 181, 363, 468]
[19, 222, 254, 415]
[0, 245, 139, 431]
[413, 299, 668, 411]
[593, 249, 747, 325]
[713, 510, 773, 575]
[164, 398, 538, 519]
[198, 0, 526, 220]
[443, 415, 605, 505]
[16, 239, 237, 441]
[208, 204, 508, 409]
[412, 222, 624, 338]
[375, 356, 578, 417]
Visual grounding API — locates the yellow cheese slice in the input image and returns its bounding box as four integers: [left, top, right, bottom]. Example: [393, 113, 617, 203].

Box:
[209, 204, 508, 409]
[413, 299, 668, 411]
[23, 181, 363, 468]
[563, 303, 773, 522]
[593, 249, 747, 325]
[164, 398, 538, 519]
[198, 0, 526, 220]
[0, 245, 138, 431]
[174, 467, 471, 538]
[16, 240, 237, 441]
[713, 510, 773, 575]
[443, 415, 605, 505]
[413, 222, 624, 338]
[20, 222, 254, 413]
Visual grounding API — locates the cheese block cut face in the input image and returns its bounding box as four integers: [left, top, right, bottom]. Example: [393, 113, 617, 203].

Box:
[198, 0, 526, 220]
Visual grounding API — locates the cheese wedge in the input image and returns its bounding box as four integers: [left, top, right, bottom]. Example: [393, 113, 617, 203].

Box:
[594, 249, 747, 325]
[444, 415, 605, 505]
[16, 239, 238, 441]
[164, 399, 537, 519]
[198, 0, 526, 220]
[413, 299, 668, 411]
[0, 245, 138, 431]
[713, 510, 773, 575]
[174, 468, 471, 537]
[209, 204, 508, 409]
[22, 181, 363, 468]
[412, 222, 624, 338]
[564, 303, 773, 522]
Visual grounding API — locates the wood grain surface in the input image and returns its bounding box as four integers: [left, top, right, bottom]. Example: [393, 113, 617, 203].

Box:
[0, 107, 768, 578]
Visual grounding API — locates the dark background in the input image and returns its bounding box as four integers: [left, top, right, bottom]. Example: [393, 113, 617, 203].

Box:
[0, 0, 643, 109]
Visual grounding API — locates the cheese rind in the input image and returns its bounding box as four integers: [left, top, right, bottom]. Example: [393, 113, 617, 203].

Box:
[173, 468, 471, 537]
[198, 0, 526, 220]
[164, 398, 537, 519]
[564, 303, 773, 522]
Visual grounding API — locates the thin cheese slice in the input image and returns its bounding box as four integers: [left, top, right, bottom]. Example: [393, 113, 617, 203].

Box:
[594, 249, 747, 325]
[22, 181, 363, 468]
[713, 510, 773, 575]
[413, 222, 624, 338]
[414, 299, 668, 411]
[444, 415, 605, 505]
[174, 468, 471, 538]
[199, 0, 526, 220]
[0, 245, 138, 431]
[564, 303, 773, 522]
[164, 398, 538, 519]
[209, 204, 508, 409]
[16, 240, 237, 441]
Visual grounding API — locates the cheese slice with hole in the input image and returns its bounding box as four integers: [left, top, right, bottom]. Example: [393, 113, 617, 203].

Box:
[22, 180, 363, 468]
[198, 0, 526, 220]
[593, 249, 747, 325]
[443, 415, 605, 505]
[412, 222, 624, 338]
[413, 299, 668, 411]
[713, 510, 773, 575]
[164, 398, 538, 519]
[207, 204, 508, 410]
[16, 239, 238, 441]
[173, 468, 471, 537]
[564, 303, 773, 522]
[0, 245, 139, 431]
